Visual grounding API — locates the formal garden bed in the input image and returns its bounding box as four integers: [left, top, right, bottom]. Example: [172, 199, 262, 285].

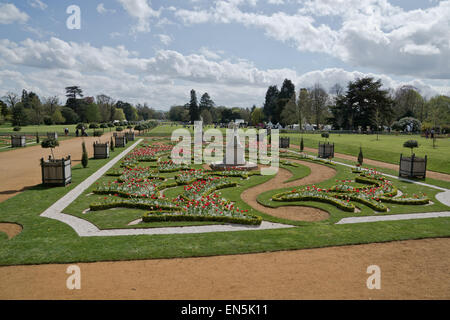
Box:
[56, 137, 448, 232]
[0, 133, 449, 266]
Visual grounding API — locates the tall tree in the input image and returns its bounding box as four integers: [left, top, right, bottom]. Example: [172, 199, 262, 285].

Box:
[11, 102, 28, 126]
[3, 92, 19, 110]
[394, 85, 425, 121]
[346, 77, 394, 130]
[250, 107, 264, 126]
[262, 85, 279, 122]
[96, 94, 116, 122]
[199, 93, 215, 112]
[65, 86, 83, 100]
[309, 83, 329, 128]
[280, 94, 299, 126]
[274, 79, 296, 124]
[116, 101, 138, 121]
[189, 89, 200, 123]
[297, 88, 310, 129]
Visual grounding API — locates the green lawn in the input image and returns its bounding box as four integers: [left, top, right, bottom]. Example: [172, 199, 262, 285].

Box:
[0, 123, 79, 135]
[281, 132, 450, 174]
[1, 137, 449, 266]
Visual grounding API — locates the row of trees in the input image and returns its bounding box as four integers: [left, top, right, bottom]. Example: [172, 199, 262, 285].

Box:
[0, 86, 166, 127]
[254, 77, 449, 132]
[168, 90, 252, 124]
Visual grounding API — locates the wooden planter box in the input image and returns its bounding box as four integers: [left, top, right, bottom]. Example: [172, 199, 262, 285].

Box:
[280, 137, 290, 148]
[93, 142, 110, 159]
[41, 156, 71, 186]
[125, 131, 135, 141]
[47, 132, 58, 140]
[115, 135, 127, 148]
[11, 135, 26, 148]
[399, 154, 427, 178]
[318, 142, 334, 159]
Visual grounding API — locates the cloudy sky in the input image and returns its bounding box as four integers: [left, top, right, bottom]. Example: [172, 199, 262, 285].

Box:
[0, 0, 449, 110]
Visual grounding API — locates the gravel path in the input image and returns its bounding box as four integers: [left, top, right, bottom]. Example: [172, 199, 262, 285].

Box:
[0, 132, 115, 202]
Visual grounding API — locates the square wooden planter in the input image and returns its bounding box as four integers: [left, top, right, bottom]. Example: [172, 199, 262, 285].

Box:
[280, 137, 290, 148]
[11, 135, 26, 148]
[93, 142, 110, 159]
[47, 132, 58, 140]
[125, 131, 135, 141]
[399, 154, 427, 178]
[318, 142, 334, 159]
[115, 135, 127, 148]
[41, 156, 72, 186]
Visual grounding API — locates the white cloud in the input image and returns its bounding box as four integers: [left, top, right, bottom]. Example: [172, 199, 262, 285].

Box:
[267, 0, 284, 4]
[0, 37, 447, 109]
[0, 3, 29, 24]
[97, 3, 116, 14]
[175, 0, 450, 79]
[199, 47, 222, 60]
[28, 0, 47, 10]
[158, 34, 172, 46]
[117, 0, 160, 33]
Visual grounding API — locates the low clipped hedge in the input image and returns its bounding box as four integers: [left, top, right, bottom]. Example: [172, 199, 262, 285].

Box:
[379, 197, 429, 205]
[142, 212, 262, 225]
[90, 199, 178, 212]
[272, 192, 355, 212]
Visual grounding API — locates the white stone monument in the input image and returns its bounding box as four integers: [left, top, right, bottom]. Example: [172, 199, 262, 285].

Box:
[210, 122, 257, 170]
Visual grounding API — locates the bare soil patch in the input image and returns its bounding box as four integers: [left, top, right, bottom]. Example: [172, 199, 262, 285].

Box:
[0, 223, 22, 240]
[240, 159, 335, 222]
[1, 238, 448, 299]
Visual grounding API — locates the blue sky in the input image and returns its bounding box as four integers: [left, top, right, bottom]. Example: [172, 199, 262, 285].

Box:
[0, 0, 449, 110]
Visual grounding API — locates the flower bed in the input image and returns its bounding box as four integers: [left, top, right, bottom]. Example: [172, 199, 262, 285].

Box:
[89, 139, 262, 226]
[90, 197, 178, 212]
[181, 177, 237, 201]
[175, 169, 207, 185]
[272, 171, 428, 213]
[117, 167, 160, 182]
[158, 160, 190, 173]
[143, 194, 261, 225]
[93, 178, 164, 199]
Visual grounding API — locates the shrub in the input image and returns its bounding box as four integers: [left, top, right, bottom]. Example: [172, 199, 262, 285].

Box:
[89, 123, 99, 129]
[81, 141, 88, 168]
[403, 140, 418, 155]
[116, 127, 123, 132]
[41, 138, 59, 159]
[108, 123, 114, 128]
[43, 116, 53, 125]
[394, 117, 422, 132]
[93, 131, 103, 137]
[321, 132, 329, 139]
[13, 126, 21, 132]
[127, 125, 133, 129]
[357, 146, 363, 166]
[300, 137, 304, 152]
